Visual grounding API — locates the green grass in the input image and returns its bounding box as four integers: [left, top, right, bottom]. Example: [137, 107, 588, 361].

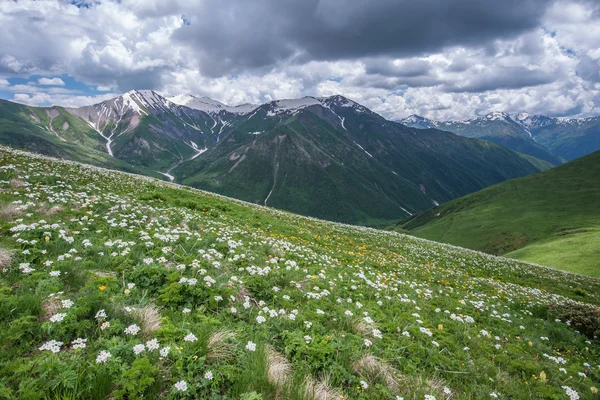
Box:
[401, 150, 600, 277]
[0, 146, 599, 400]
[505, 226, 600, 277]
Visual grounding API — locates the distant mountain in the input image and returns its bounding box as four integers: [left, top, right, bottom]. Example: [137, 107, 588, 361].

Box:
[400, 112, 565, 165]
[0, 92, 547, 225]
[400, 150, 600, 276]
[514, 113, 600, 161]
[400, 111, 600, 163]
[168, 94, 258, 115]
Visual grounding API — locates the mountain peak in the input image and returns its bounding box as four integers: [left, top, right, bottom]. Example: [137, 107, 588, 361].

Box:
[399, 114, 436, 129]
[318, 94, 370, 113]
[484, 111, 511, 121]
[168, 94, 257, 114]
[402, 114, 430, 123]
[515, 112, 530, 121]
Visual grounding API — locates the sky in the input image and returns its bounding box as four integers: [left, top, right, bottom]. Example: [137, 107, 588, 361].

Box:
[0, 0, 599, 121]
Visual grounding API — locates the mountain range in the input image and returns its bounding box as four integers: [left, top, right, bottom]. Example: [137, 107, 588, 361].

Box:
[400, 112, 600, 165]
[0, 91, 565, 225]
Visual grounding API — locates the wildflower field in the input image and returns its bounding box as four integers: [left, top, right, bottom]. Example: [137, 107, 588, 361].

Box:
[0, 146, 598, 399]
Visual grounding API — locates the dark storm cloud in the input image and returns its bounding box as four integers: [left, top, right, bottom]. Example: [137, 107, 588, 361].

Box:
[173, 0, 553, 76]
[443, 67, 555, 92]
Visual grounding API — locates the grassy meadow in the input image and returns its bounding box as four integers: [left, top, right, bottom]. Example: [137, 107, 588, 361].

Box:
[0, 146, 598, 399]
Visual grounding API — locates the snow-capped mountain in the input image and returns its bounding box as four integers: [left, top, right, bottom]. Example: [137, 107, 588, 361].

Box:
[399, 111, 600, 164]
[65, 90, 222, 166]
[168, 94, 258, 115]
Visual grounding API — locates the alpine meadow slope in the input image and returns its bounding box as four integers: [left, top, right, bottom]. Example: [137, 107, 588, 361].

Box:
[0, 146, 598, 400]
[401, 150, 600, 277]
[0, 93, 548, 226]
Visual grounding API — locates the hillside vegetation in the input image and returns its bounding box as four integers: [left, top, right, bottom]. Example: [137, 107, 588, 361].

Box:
[0, 146, 598, 399]
[401, 150, 600, 277]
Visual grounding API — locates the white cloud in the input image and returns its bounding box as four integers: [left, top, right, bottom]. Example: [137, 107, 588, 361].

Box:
[0, 0, 599, 119]
[12, 91, 119, 107]
[13, 93, 31, 102]
[38, 77, 65, 86]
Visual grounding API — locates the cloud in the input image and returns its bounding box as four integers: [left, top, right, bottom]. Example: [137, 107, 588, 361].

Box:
[0, 0, 599, 120]
[0, 78, 8, 86]
[172, 0, 553, 76]
[12, 91, 119, 107]
[13, 93, 31, 102]
[37, 77, 65, 86]
[443, 67, 555, 92]
[577, 56, 600, 83]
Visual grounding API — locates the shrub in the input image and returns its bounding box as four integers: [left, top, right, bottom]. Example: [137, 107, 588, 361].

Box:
[547, 302, 600, 339]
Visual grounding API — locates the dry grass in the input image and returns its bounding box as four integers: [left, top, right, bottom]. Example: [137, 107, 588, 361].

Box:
[37, 205, 62, 216]
[134, 305, 162, 335]
[0, 248, 12, 271]
[303, 374, 342, 400]
[352, 320, 373, 335]
[353, 354, 399, 392]
[89, 270, 116, 277]
[40, 297, 61, 321]
[228, 283, 259, 306]
[0, 203, 22, 220]
[9, 178, 26, 188]
[424, 376, 446, 395]
[266, 345, 292, 388]
[207, 330, 236, 360]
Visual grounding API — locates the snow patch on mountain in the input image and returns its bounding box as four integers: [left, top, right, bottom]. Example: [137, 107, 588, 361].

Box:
[354, 142, 373, 158]
[265, 97, 322, 116]
[168, 94, 258, 115]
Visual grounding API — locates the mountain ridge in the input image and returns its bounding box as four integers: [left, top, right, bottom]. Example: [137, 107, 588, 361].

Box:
[400, 111, 600, 163]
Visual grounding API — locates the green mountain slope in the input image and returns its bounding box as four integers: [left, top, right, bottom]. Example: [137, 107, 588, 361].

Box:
[176, 97, 545, 226]
[401, 150, 600, 277]
[0, 146, 598, 399]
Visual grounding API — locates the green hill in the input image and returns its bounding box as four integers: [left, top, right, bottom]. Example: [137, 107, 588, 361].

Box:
[401, 150, 600, 277]
[0, 146, 599, 399]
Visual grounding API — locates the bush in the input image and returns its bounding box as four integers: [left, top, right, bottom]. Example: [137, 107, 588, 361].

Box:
[114, 357, 159, 399]
[547, 302, 600, 339]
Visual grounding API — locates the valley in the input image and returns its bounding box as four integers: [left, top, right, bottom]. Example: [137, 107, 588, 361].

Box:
[400, 150, 600, 277]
